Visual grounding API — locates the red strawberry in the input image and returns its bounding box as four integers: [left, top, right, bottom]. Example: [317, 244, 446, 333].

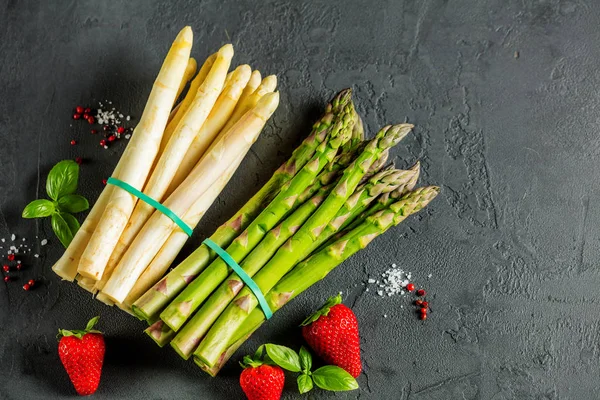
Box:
[57, 316, 105, 396]
[239, 355, 285, 400]
[301, 294, 362, 377]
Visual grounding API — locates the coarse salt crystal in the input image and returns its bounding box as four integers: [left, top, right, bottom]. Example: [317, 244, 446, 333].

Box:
[1, 239, 4, 243]
[368, 278, 376, 284]
[125, 134, 131, 140]
[41, 239, 48, 246]
[10, 234, 15, 241]
[34, 254, 39, 258]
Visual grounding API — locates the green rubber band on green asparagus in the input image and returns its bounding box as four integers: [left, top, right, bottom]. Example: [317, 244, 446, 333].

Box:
[202, 238, 273, 319]
[107, 177, 193, 237]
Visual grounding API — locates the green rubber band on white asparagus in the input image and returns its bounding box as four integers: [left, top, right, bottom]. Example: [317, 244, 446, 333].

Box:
[106, 177, 193, 236]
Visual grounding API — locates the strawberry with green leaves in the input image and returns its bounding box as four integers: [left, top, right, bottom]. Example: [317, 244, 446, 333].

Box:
[301, 294, 362, 378]
[240, 343, 358, 399]
[57, 316, 105, 396]
[240, 350, 285, 400]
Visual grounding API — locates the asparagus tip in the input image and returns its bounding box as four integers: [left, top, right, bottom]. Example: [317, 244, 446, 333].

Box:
[218, 43, 234, 57]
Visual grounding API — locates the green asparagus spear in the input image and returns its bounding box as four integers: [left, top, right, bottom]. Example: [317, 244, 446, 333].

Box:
[341, 111, 364, 152]
[314, 161, 420, 253]
[195, 186, 440, 373]
[194, 124, 413, 367]
[159, 96, 356, 331]
[170, 183, 335, 359]
[344, 161, 421, 232]
[131, 89, 354, 321]
[304, 166, 418, 255]
[145, 320, 176, 347]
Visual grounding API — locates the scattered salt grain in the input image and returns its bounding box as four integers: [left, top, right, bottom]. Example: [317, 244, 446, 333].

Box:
[367, 263, 419, 298]
[10, 234, 15, 241]
[41, 239, 48, 246]
[428, 274, 432, 279]
[125, 134, 131, 140]
[383, 314, 388, 318]
[1, 239, 4, 243]
[21, 238, 25, 242]
[34, 254, 39, 258]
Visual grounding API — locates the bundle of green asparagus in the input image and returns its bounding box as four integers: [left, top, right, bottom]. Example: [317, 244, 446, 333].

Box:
[130, 88, 439, 375]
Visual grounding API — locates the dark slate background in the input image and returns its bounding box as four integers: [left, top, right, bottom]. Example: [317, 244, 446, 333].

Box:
[1, 0, 598, 399]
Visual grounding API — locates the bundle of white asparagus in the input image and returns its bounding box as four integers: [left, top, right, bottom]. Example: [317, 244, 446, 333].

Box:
[52, 26, 280, 309]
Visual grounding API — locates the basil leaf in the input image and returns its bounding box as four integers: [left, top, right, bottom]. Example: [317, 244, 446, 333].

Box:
[312, 366, 358, 392]
[85, 316, 100, 331]
[22, 199, 55, 218]
[264, 344, 301, 372]
[51, 213, 74, 248]
[254, 345, 266, 360]
[297, 374, 313, 394]
[46, 160, 79, 200]
[61, 213, 80, 236]
[58, 194, 89, 213]
[299, 346, 312, 372]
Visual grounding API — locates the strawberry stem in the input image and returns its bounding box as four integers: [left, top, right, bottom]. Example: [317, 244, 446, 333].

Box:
[300, 294, 342, 326]
[57, 316, 102, 340]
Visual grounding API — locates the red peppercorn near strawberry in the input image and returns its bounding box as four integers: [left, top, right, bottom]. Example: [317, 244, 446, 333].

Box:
[58, 316, 105, 396]
[301, 294, 362, 378]
[239, 357, 285, 400]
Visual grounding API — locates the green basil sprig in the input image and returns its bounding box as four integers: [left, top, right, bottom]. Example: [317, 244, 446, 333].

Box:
[246, 343, 358, 394]
[22, 160, 89, 248]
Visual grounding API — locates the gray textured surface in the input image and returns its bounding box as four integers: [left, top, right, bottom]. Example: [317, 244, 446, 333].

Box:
[0, 0, 598, 399]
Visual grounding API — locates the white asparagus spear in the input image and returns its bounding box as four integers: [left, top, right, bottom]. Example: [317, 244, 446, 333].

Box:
[224, 70, 234, 86]
[102, 44, 234, 279]
[166, 64, 252, 195]
[159, 53, 217, 152]
[101, 92, 280, 303]
[121, 152, 246, 309]
[175, 57, 198, 102]
[220, 74, 277, 134]
[77, 26, 193, 280]
[238, 70, 262, 107]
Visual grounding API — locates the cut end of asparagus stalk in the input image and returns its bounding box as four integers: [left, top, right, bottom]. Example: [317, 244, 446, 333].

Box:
[145, 320, 176, 348]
